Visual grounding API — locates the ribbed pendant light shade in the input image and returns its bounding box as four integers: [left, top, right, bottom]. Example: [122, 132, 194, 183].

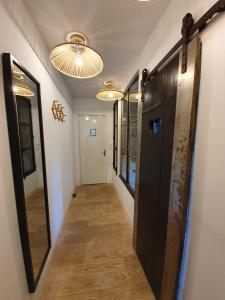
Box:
[50, 32, 104, 79]
[96, 81, 124, 101]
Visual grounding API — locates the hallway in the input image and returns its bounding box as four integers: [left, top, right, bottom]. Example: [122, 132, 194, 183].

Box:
[39, 184, 154, 300]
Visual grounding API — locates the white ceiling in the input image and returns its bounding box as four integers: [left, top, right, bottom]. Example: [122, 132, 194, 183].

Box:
[24, 0, 171, 99]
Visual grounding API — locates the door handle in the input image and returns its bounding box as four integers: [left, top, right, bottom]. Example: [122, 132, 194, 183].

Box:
[102, 150, 106, 156]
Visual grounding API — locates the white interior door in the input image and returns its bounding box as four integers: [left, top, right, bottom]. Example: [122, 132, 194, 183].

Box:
[79, 115, 107, 185]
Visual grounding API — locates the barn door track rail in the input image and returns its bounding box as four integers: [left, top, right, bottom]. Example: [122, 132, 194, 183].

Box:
[143, 0, 225, 83]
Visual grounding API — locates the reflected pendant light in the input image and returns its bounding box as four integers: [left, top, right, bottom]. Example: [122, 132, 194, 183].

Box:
[12, 77, 35, 97]
[12, 64, 35, 97]
[96, 81, 124, 101]
[12, 64, 25, 80]
[125, 92, 139, 102]
[50, 32, 104, 79]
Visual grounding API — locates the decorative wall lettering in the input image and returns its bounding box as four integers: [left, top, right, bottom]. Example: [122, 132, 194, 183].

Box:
[51, 101, 66, 122]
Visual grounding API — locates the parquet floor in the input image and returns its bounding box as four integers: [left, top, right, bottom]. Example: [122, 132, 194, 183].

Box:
[39, 184, 154, 300]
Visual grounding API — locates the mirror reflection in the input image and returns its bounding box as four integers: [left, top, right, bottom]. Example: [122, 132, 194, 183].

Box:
[120, 75, 139, 192]
[12, 63, 49, 279]
[128, 77, 138, 191]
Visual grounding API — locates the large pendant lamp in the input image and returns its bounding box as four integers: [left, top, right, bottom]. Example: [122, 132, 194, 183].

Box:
[50, 32, 104, 79]
[96, 81, 124, 101]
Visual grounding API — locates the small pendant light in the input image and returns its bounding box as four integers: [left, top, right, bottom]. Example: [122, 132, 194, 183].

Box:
[96, 81, 124, 101]
[50, 32, 104, 79]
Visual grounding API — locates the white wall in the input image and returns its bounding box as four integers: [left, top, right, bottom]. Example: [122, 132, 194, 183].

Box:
[73, 98, 113, 186]
[113, 0, 225, 299]
[0, 1, 75, 300]
[24, 172, 39, 197]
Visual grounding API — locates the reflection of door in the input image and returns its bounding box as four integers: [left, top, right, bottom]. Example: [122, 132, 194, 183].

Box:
[136, 55, 179, 299]
[79, 115, 107, 185]
[16, 96, 36, 177]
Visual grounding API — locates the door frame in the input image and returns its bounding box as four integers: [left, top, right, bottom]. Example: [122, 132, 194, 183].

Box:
[133, 37, 202, 299]
[78, 114, 107, 185]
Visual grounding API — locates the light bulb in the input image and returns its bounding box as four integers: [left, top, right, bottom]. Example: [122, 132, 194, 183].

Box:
[13, 86, 18, 93]
[109, 92, 113, 98]
[85, 116, 90, 121]
[76, 56, 83, 66]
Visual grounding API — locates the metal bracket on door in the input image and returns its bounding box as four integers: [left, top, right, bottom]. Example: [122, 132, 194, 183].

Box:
[181, 13, 194, 74]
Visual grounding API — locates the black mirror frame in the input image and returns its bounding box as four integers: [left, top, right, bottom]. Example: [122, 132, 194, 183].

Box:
[2, 53, 51, 293]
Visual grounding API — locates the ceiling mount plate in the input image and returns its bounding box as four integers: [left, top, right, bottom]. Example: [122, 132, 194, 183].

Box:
[66, 32, 88, 45]
[104, 80, 114, 86]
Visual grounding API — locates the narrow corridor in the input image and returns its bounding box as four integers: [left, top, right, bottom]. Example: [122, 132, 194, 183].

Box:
[39, 184, 154, 300]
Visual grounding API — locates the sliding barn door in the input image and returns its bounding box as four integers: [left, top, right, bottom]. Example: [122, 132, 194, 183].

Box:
[134, 37, 202, 300]
[136, 55, 179, 299]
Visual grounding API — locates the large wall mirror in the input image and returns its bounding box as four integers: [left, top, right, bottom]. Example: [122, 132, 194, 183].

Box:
[2, 53, 51, 292]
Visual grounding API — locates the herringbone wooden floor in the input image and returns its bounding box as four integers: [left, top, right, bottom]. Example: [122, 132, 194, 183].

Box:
[39, 184, 154, 300]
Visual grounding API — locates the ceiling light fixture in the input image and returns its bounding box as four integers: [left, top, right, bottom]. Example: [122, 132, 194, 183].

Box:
[96, 81, 124, 101]
[50, 32, 104, 79]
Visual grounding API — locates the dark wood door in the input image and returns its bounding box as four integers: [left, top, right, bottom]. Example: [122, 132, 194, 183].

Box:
[136, 55, 179, 299]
